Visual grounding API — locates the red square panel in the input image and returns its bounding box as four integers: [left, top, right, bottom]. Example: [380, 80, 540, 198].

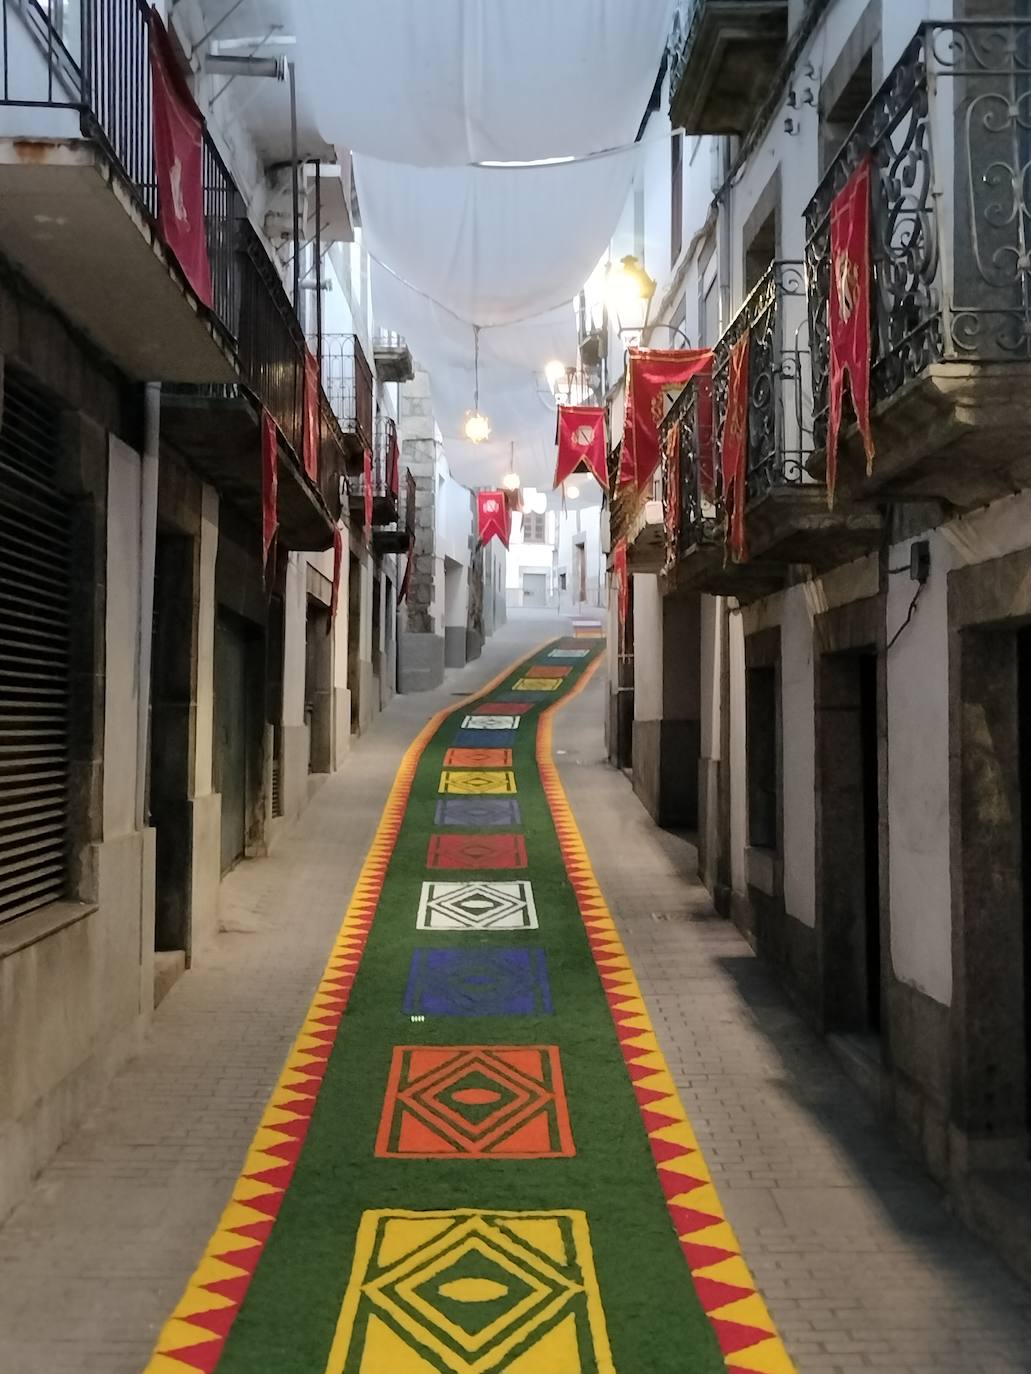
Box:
[444, 747, 513, 768]
[427, 833, 528, 870]
[470, 701, 535, 715]
[526, 664, 572, 679]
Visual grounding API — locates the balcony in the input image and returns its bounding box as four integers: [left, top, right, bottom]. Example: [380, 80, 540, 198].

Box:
[660, 370, 783, 601]
[668, 0, 789, 136]
[322, 333, 375, 464]
[806, 20, 1031, 510]
[372, 330, 415, 384]
[0, 0, 237, 382]
[347, 414, 401, 529]
[711, 262, 880, 572]
[162, 223, 347, 550]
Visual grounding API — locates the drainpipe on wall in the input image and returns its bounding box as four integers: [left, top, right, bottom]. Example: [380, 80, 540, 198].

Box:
[135, 381, 161, 832]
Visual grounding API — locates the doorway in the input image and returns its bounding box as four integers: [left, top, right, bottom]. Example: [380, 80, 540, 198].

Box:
[214, 611, 251, 872]
[818, 649, 882, 1034]
[522, 572, 547, 608]
[150, 531, 195, 954]
[305, 598, 332, 774]
[347, 552, 362, 734]
[1017, 628, 1031, 1146]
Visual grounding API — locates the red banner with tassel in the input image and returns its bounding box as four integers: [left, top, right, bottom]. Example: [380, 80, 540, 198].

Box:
[827, 155, 875, 504]
[619, 348, 712, 491]
[476, 490, 510, 549]
[261, 408, 278, 576]
[554, 405, 607, 488]
[303, 349, 320, 482]
[328, 526, 343, 633]
[147, 9, 212, 308]
[722, 332, 750, 564]
[363, 447, 374, 539]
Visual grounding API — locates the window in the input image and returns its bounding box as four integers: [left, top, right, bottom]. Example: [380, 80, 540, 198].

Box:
[671, 132, 684, 267]
[522, 512, 547, 544]
[0, 367, 72, 922]
[821, 49, 874, 177]
[746, 665, 778, 850]
[744, 207, 777, 296]
[559, 572, 567, 591]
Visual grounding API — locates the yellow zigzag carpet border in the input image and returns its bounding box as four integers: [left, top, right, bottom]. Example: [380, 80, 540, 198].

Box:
[536, 654, 797, 1374]
[142, 640, 555, 1374]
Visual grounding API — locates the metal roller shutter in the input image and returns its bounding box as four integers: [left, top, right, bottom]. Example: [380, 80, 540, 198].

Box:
[0, 367, 71, 924]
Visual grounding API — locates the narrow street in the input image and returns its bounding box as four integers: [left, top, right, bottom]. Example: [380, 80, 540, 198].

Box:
[0, 618, 1027, 1373]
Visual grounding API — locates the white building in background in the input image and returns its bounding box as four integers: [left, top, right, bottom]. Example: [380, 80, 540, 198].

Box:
[506, 493, 604, 613]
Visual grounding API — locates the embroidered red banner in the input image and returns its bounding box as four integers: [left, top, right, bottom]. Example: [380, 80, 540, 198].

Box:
[387, 422, 400, 498]
[147, 10, 212, 309]
[362, 447, 375, 540]
[828, 155, 875, 503]
[722, 332, 750, 564]
[554, 405, 607, 488]
[663, 419, 680, 571]
[612, 539, 629, 641]
[329, 526, 343, 632]
[399, 534, 415, 603]
[303, 350, 320, 482]
[261, 408, 278, 574]
[619, 348, 712, 491]
[477, 490, 510, 549]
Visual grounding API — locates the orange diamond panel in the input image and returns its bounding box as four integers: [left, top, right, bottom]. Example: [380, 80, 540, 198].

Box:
[375, 1045, 574, 1158]
[443, 747, 514, 768]
[526, 664, 572, 679]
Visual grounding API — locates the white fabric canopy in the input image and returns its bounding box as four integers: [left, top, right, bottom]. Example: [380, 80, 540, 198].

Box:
[354, 150, 639, 328]
[289, 0, 673, 491]
[294, 0, 673, 167]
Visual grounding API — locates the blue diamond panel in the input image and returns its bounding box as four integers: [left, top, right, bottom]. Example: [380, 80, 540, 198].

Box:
[451, 729, 519, 748]
[403, 948, 554, 1017]
[434, 797, 523, 828]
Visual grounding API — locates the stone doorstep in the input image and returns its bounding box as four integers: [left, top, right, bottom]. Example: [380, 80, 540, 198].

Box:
[960, 1167, 1031, 1288]
[152, 950, 186, 1010]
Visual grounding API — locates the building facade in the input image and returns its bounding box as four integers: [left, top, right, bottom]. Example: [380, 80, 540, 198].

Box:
[0, 0, 499, 1223]
[605, 0, 1031, 1279]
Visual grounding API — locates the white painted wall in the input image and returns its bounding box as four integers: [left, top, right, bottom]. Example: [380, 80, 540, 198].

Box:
[633, 576, 663, 721]
[103, 438, 143, 841]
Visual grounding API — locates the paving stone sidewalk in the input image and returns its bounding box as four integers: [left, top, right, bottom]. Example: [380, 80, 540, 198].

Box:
[555, 666, 1031, 1374]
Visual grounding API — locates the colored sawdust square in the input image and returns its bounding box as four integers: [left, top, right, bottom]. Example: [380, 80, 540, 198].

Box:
[325, 1208, 613, 1374]
[470, 701, 535, 715]
[460, 714, 522, 731]
[434, 797, 522, 828]
[512, 678, 562, 692]
[452, 729, 518, 749]
[549, 649, 589, 659]
[404, 949, 553, 1017]
[417, 880, 538, 932]
[439, 769, 517, 796]
[443, 747, 514, 768]
[427, 833, 527, 870]
[525, 664, 572, 679]
[375, 1045, 574, 1158]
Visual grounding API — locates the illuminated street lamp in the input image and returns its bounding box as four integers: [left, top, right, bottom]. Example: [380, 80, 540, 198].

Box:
[463, 326, 491, 443]
[606, 254, 656, 336]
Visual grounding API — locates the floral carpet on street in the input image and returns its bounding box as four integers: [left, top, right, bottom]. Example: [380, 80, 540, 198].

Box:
[145, 638, 794, 1374]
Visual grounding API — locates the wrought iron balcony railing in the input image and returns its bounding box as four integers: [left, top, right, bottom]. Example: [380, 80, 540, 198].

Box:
[660, 369, 716, 567]
[0, 0, 240, 336]
[322, 333, 375, 457]
[805, 19, 1031, 457]
[712, 260, 810, 503]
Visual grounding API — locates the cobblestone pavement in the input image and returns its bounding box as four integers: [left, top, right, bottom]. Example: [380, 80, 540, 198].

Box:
[1, 623, 1030, 1373]
[555, 667, 1031, 1374]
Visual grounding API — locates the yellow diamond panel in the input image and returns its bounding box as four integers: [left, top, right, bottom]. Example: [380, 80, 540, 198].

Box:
[439, 770, 518, 795]
[325, 1209, 615, 1374]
